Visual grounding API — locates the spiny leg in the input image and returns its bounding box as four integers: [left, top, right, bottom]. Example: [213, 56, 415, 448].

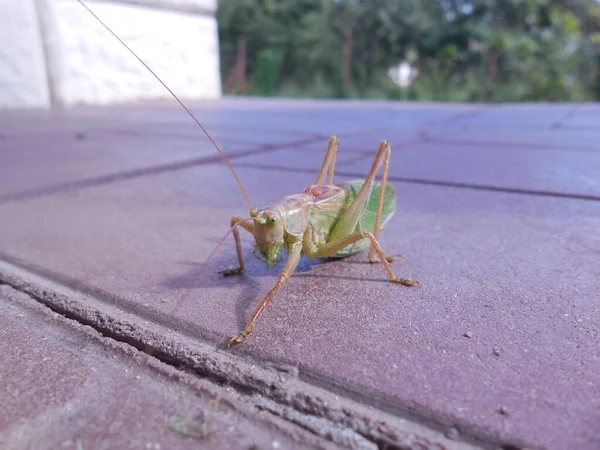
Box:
[367, 141, 401, 263]
[328, 140, 387, 243]
[305, 230, 419, 287]
[219, 216, 254, 276]
[227, 245, 302, 347]
[323, 140, 416, 284]
[315, 136, 339, 185]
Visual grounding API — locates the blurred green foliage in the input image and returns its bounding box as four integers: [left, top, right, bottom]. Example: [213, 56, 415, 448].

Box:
[218, 0, 600, 101]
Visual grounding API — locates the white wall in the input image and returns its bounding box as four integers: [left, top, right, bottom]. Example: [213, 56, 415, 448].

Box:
[0, 0, 51, 108]
[0, 0, 221, 108]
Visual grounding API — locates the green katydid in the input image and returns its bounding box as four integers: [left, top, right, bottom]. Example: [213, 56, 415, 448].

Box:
[221, 137, 420, 347]
[78, 1, 420, 349]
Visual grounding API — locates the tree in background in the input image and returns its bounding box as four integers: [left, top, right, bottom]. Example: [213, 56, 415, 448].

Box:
[218, 0, 600, 101]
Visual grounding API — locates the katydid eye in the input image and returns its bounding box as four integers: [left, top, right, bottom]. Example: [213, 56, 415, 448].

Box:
[269, 217, 277, 225]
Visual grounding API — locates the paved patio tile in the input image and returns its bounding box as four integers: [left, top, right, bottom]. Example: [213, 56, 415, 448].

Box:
[187, 98, 482, 135]
[0, 101, 599, 449]
[0, 111, 252, 199]
[1, 140, 599, 449]
[0, 101, 453, 201]
[0, 285, 330, 450]
[443, 104, 577, 128]
[430, 125, 600, 152]
[560, 104, 600, 128]
[228, 130, 435, 174]
[337, 141, 600, 198]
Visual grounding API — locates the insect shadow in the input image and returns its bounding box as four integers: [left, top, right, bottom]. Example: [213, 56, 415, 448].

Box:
[161, 249, 386, 333]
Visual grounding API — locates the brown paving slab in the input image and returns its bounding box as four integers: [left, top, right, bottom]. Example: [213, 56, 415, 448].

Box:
[560, 104, 600, 129]
[229, 132, 432, 174]
[444, 103, 577, 128]
[420, 103, 598, 151]
[5, 99, 474, 137]
[0, 100, 351, 201]
[0, 285, 337, 450]
[0, 110, 253, 198]
[196, 98, 483, 133]
[0, 145, 598, 450]
[0, 100, 484, 204]
[228, 141, 368, 173]
[0, 102, 349, 201]
[430, 125, 600, 152]
[0, 100, 464, 201]
[192, 99, 485, 140]
[337, 140, 600, 199]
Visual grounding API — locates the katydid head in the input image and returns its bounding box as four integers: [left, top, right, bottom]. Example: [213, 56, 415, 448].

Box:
[252, 208, 285, 265]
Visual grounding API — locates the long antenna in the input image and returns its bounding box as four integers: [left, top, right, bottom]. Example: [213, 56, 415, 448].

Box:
[76, 0, 253, 212]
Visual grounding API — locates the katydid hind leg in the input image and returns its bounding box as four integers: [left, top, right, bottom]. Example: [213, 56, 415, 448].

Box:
[328, 140, 387, 243]
[321, 141, 418, 285]
[227, 246, 302, 347]
[220, 216, 254, 276]
[367, 142, 403, 264]
[315, 136, 339, 185]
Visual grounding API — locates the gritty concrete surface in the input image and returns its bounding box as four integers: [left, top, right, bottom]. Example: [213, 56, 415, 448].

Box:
[0, 99, 598, 450]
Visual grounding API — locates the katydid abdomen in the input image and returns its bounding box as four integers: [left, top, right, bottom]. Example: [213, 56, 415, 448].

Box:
[304, 181, 396, 258]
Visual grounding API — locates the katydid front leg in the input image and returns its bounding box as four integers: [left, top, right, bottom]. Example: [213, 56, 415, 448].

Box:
[220, 216, 254, 276]
[227, 244, 302, 347]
